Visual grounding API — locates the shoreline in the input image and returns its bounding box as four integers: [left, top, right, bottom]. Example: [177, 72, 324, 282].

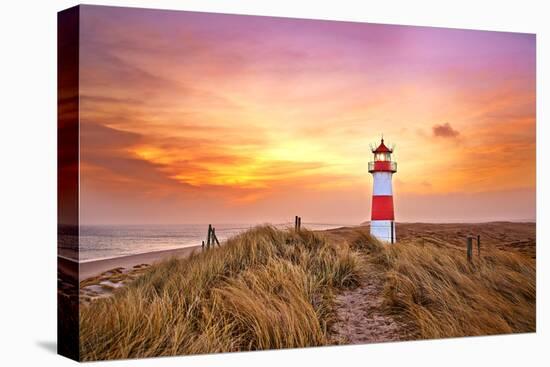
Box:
[59, 245, 203, 281]
[60, 221, 536, 283]
[63, 225, 354, 282]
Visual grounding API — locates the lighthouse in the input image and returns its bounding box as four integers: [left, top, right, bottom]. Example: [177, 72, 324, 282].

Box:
[368, 137, 397, 243]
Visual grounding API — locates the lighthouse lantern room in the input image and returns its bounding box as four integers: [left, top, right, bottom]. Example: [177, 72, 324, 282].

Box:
[368, 137, 397, 243]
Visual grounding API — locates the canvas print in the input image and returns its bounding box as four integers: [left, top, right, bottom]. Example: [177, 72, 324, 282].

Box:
[58, 5, 536, 361]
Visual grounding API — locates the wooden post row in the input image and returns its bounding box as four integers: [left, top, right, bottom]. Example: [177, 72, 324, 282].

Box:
[477, 235, 481, 256]
[204, 224, 221, 250]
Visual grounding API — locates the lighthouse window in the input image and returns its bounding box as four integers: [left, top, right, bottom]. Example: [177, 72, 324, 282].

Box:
[375, 153, 390, 161]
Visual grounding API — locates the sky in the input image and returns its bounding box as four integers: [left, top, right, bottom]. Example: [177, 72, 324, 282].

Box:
[77, 5, 536, 225]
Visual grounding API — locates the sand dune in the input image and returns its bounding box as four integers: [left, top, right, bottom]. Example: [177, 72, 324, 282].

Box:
[331, 222, 535, 258]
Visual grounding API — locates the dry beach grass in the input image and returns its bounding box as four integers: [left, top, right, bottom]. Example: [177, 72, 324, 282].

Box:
[78, 223, 536, 360]
[350, 230, 536, 339]
[79, 226, 360, 360]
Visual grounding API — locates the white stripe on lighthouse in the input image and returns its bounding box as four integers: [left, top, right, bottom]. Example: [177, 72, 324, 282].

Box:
[371, 220, 396, 243]
[372, 172, 393, 195]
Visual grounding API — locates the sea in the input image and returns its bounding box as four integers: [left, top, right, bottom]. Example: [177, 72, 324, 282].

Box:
[59, 222, 347, 262]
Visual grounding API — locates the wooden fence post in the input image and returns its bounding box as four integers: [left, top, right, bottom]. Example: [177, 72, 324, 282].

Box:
[212, 227, 220, 247]
[477, 235, 481, 256]
[467, 236, 473, 262]
[295, 216, 298, 231]
[207, 224, 212, 250]
[202, 240, 205, 250]
[298, 216, 301, 231]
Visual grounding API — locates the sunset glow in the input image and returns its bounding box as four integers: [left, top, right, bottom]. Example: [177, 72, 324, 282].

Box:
[78, 6, 536, 224]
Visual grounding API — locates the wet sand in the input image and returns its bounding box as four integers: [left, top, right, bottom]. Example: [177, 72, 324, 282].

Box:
[59, 245, 203, 281]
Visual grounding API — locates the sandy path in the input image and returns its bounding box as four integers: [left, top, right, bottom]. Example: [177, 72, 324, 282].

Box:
[331, 259, 407, 344]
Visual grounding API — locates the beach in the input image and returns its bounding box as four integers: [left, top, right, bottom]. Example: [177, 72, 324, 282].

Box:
[58, 245, 203, 305]
[82, 245, 201, 280]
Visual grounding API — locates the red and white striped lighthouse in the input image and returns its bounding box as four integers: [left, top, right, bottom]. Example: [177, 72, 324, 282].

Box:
[368, 137, 397, 243]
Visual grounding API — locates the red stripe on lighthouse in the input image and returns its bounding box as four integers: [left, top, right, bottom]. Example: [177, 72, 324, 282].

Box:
[371, 196, 394, 220]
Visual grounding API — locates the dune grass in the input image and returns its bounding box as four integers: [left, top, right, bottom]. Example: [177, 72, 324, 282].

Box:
[79, 225, 536, 360]
[79, 226, 361, 360]
[351, 230, 536, 339]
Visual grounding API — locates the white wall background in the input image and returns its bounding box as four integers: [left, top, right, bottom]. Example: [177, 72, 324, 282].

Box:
[0, 0, 547, 366]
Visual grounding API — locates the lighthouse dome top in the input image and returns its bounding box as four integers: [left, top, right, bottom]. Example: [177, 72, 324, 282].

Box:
[372, 138, 393, 154]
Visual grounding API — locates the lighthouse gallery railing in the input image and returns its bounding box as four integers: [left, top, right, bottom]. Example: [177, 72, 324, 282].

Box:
[368, 161, 397, 172]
